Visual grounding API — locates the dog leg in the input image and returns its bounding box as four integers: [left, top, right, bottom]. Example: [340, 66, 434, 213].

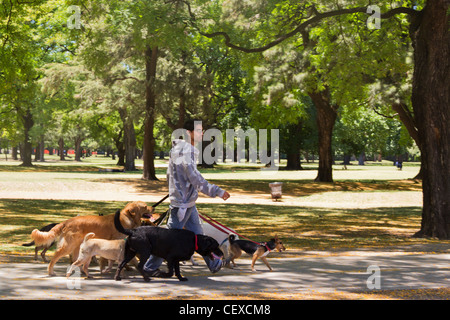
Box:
[174, 261, 187, 282]
[261, 257, 273, 271]
[230, 258, 237, 268]
[41, 247, 49, 262]
[82, 256, 93, 278]
[115, 250, 137, 281]
[48, 245, 71, 276]
[103, 259, 114, 274]
[251, 254, 259, 272]
[136, 256, 151, 282]
[164, 260, 187, 281]
[66, 258, 84, 277]
[163, 260, 175, 279]
[229, 247, 241, 269]
[34, 246, 39, 261]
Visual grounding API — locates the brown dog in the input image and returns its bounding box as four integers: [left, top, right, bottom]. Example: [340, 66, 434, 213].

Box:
[30, 201, 154, 276]
[228, 234, 286, 272]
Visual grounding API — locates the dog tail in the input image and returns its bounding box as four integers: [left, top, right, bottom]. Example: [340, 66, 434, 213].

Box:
[21, 241, 35, 246]
[114, 209, 133, 236]
[31, 223, 65, 248]
[228, 234, 237, 244]
[83, 232, 96, 243]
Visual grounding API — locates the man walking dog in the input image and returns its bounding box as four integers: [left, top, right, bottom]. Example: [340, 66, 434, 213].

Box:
[144, 119, 230, 276]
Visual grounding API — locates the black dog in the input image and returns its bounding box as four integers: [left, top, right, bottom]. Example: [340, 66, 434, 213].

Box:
[22, 223, 58, 262]
[114, 209, 223, 282]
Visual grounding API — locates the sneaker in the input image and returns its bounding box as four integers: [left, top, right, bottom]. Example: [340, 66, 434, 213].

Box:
[205, 254, 223, 273]
[143, 268, 165, 277]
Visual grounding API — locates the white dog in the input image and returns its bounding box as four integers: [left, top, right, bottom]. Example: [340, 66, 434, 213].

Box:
[66, 232, 137, 278]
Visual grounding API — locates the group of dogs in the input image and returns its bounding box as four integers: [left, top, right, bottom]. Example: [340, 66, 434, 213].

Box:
[23, 201, 286, 282]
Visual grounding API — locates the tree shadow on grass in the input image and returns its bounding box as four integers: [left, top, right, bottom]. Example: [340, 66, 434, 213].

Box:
[0, 199, 438, 256]
[89, 177, 422, 198]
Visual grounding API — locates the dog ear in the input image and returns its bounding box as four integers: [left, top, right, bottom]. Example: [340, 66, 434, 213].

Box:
[124, 209, 134, 217]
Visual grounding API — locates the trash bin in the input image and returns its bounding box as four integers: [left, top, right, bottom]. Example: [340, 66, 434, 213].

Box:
[269, 182, 283, 201]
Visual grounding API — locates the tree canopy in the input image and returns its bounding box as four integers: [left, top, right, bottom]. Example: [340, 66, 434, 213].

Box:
[0, 0, 448, 239]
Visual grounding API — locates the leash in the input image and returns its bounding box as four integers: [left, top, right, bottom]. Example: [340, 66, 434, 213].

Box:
[150, 194, 170, 226]
[199, 212, 265, 247]
[198, 213, 231, 235]
[152, 196, 271, 251]
[152, 194, 169, 208]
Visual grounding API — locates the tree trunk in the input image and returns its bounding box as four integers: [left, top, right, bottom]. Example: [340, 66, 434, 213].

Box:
[411, 0, 450, 239]
[34, 143, 40, 162]
[20, 108, 34, 167]
[308, 89, 338, 182]
[118, 107, 136, 171]
[58, 138, 65, 161]
[74, 136, 83, 161]
[142, 46, 159, 180]
[12, 147, 18, 160]
[342, 154, 351, 165]
[286, 152, 302, 170]
[39, 136, 45, 162]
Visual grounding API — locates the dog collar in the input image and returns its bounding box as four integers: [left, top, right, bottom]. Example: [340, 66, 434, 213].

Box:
[195, 234, 198, 251]
[264, 243, 271, 252]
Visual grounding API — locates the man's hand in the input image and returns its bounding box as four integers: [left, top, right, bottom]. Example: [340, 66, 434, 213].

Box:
[222, 191, 230, 201]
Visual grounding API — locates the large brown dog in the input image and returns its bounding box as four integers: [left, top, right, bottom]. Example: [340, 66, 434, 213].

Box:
[30, 201, 153, 276]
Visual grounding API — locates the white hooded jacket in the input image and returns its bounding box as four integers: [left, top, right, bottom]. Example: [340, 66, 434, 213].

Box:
[167, 139, 225, 220]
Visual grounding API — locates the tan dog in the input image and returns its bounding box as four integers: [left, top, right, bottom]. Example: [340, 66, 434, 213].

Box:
[228, 234, 286, 272]
[30, 201, 154, 276]
[66, 232, 137, 278]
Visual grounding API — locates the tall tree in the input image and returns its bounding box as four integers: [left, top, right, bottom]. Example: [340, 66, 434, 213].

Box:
[409, 1, 449, 239]
[188, 0, 449, 239]
[75, 0, 192, 180]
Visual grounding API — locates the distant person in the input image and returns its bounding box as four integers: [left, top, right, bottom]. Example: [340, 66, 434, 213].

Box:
[143, 119, 230, 276]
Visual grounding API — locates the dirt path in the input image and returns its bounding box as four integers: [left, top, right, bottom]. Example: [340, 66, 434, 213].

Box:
[0, 171, 422, 208]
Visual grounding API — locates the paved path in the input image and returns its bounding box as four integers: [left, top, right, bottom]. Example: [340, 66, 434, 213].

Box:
[1, 248, 448, 300]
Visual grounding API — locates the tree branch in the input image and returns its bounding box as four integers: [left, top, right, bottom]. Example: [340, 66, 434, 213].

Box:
[108, 76, 143, 84]
[186, 2, 419, 53]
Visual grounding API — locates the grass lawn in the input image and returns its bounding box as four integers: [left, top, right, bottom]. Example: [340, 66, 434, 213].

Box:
[0, 199, 441, 256]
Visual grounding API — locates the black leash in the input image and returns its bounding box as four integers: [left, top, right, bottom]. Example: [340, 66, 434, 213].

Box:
[151, 194, 169, 208]
[152, 209, 169, 226]
[151, 194, 170, 226]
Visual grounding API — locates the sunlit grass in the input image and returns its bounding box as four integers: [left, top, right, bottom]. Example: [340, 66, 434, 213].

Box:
[0, 199, 442, 256]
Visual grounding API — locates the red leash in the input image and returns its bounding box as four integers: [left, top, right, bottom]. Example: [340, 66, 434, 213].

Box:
[199, 213, 231, 235]
[198, 213, 262, 246]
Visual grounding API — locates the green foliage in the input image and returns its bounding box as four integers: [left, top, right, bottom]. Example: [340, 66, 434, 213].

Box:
[333, 105, 414, 158]
[0, 0, 423, 166]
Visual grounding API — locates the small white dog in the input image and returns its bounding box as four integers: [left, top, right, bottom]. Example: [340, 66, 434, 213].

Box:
[66, 232, 137, 278]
